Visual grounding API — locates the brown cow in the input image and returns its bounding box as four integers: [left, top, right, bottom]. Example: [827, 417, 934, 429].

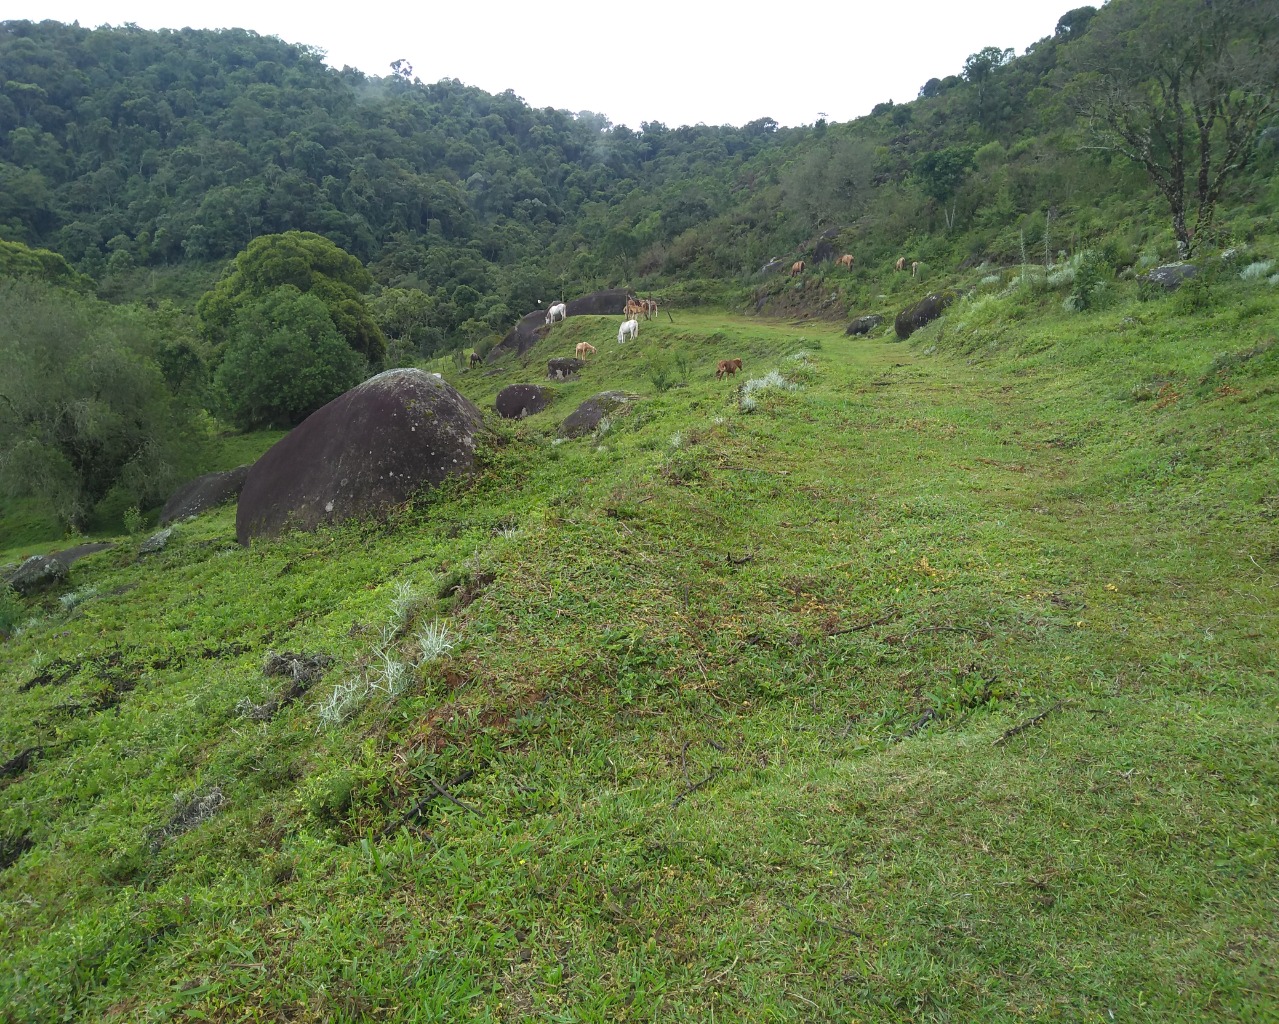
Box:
[469, 351, 482, 368]
[624, 298, 646, 320]
[837, 254, 855, 270]
[791, 261, 805, 277]
[894, 257, 907, 272]
[575, 341, 597, 359]
[643, 298, 658, 319]
[715, 357, 743, 379]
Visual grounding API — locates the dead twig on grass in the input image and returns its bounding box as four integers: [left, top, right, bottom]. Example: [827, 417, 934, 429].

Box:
[883, 623, 992, 644]
[672, 769, 722, 808]
[823, 611, 900, 637]
[380, 769, 477, 837]
[995, 701, 1064, 746]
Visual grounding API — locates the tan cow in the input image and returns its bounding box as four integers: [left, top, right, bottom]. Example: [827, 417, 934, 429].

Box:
[715, 357, 743, 379]
[791, 261, 805, 277]
[894, 257, 907, 272]
[837, 253, 855, 270]
[469, 350, 482, 368]
[624, 298, 646, 320]
[575, 341, 596, 359]
[911, 261, 920, 277]
[644, 298, 658, 319]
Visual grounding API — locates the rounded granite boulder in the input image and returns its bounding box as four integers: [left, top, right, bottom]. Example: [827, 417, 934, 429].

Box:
[236, 369, 489, 544]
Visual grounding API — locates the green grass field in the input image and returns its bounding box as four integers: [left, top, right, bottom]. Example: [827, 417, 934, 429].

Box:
[2, 280, 1277, 1021]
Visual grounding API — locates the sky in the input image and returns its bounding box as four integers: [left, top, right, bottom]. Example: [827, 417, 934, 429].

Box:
[25, 0, 1078, 129]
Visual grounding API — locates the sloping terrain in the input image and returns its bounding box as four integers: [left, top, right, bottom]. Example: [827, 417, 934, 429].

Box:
[2, 291, 1277, 1020]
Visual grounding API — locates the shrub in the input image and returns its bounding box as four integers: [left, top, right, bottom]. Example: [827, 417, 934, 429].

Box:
[212, 288, 367, 430]
[1240, 260, 1274, 281]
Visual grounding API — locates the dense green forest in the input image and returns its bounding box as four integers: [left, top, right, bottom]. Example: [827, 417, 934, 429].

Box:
[1, 0, 1277, 533]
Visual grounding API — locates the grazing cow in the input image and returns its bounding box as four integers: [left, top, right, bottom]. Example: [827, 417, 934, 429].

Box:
[618, 319, 639, 343]
[575, 341, 597, 359]
[894, 257, 907, 272]
[837, 254, 855, 270]
[715, 357, 743, 379]
[791, 260, 805, 277]
[468, 351, 482, 368]
[545, 302, 567, 325]
[911, 261, 920, 277]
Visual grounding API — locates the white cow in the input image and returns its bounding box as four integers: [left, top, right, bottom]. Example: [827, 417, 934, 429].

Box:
[618, 318, 639, 343]
[545, 302, 567, 325]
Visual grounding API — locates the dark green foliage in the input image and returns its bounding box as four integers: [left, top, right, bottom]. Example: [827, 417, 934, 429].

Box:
[0, 238, 92, 291]
[212, 288, 367, 430]
[197, 232, 386, 364]
[0, 280, 201, 529]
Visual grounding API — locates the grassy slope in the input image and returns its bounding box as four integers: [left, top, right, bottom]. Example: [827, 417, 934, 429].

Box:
[1, 282, 1277, 1021]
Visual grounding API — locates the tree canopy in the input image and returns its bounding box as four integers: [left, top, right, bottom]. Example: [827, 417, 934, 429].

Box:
[197, 232, 386, 363]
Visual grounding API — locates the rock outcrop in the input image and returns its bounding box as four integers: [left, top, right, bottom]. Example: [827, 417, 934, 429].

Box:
[559, 391, 633, 439]
[236, 369, 489, 544]
[160, 465, 251, 524]
[496, 384, 552, 419]
[895, 292, 956, 340]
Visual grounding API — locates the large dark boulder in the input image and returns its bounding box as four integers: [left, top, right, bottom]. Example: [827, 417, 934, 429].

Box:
[547, 358, 585, 380]
[846, 315, 884, 336]
[813, 240, 838, 264]
[559, 391, 633, 439]
[236, 369, 489, 545]
[895, 292, 957, 340]
[489, 310, 551, 362]
[565, 289, 630, 317]
[160, 465, 252, 525]
[496, 384, 552, 419]
[1139, 264, 1198, 291]
[488, 290, 633, 362]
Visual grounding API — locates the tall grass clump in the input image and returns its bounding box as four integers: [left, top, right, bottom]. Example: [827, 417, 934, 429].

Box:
[1240, 260, 1274, 281]
[0, 585, 22, 639]
[739, 369, 798, 413]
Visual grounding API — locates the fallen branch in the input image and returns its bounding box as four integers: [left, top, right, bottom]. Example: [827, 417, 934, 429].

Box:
[380, 769, 476, 837]
[995, 701, 1064, 746]
[672, 769, 722, 808]
[889, 708, 936, 745]
[883, 623, 992, 644]
[426, 773, 482, 816]
[823, 611, 900, 637]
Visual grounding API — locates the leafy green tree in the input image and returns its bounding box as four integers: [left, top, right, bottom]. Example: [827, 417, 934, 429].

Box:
[1069, 0, 1279, 256]
[914, 146, 976, 230]
[372, 287, 439, 361]
[0, 238, 94, 290]
[212, 287, 366, 430]
[963, 46, 1016, 125]
[0, 280, 198, 529]
[197, 231, 386, 363]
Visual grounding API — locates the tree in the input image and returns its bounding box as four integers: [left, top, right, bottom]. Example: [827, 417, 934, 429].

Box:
[1055, 6, 1097, 40]
[197, 231, 386, 363]
[1071, 0, 1279, 256]
[913, 146, 976, 230]
[212, 287, 366, 430]
[0, 280, 198, 529]
[963, 46, 1016, 125]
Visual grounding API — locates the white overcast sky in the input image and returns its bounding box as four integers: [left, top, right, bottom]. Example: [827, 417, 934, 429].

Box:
[24, 0, 1077, 129]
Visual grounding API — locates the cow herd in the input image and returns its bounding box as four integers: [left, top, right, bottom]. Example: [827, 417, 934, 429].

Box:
[526, 294, 744, 384]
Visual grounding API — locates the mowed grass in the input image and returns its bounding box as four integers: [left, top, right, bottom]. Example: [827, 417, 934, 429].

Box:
[1, 296, 1277, 1022]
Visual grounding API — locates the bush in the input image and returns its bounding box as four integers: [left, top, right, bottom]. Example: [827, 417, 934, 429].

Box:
[0, 280, 199, 530]
[213, 288, 367, 430]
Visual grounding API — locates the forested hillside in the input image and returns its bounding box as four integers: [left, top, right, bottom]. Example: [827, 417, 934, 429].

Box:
[2, 0, 1277, 538]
